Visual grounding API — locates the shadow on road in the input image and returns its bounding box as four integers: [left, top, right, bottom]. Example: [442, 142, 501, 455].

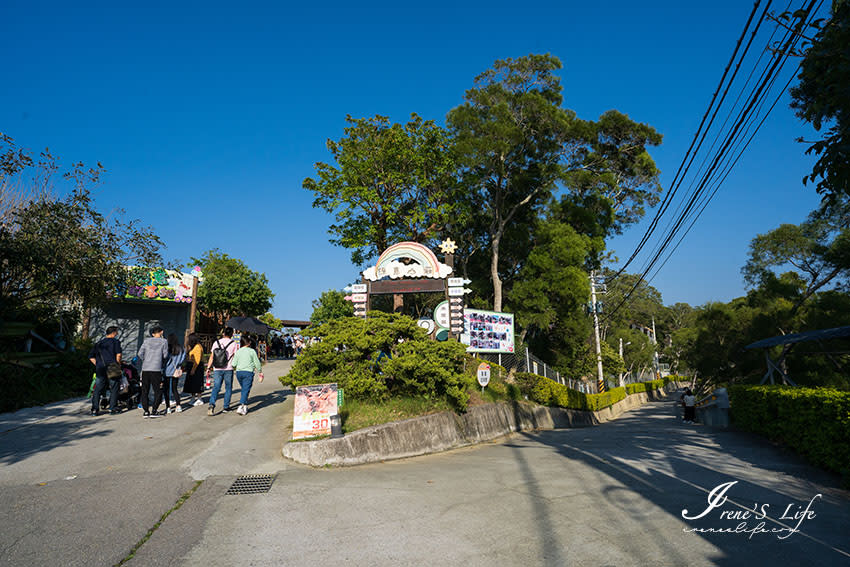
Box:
[508, 394, 850, 566]
[0, 419, 112, 466]
[247, 387, 292, 412]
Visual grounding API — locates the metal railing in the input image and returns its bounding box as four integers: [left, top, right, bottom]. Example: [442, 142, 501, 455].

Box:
[473, 349, 599, 394]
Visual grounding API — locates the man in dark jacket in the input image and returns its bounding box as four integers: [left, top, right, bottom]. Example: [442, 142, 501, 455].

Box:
[88, 326, 123, 416]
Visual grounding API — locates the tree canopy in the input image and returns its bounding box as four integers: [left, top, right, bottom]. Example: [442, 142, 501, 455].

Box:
[191, 250, 273, 322]
[0, 135, 164, 324]
[309, 289, 354, 326]
[790, 1, 850, 203]
[303, 114, 462, 266]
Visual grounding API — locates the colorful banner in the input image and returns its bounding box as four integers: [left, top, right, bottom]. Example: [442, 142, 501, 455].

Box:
[120, 267, 200, 303]
[292, 383, 339, 440]
[461, 309, 516, 353]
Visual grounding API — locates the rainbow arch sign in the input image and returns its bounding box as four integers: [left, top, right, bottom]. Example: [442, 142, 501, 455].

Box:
[362, 242, 453, 281]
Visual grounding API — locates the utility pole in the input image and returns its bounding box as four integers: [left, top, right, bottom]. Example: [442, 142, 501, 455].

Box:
[651, 316, 660, 380]
[619, 337, 624, 388]
[590, 271, 605, 392]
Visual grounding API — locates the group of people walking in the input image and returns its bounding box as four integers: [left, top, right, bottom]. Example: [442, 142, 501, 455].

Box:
[269, 333, 304, 358]
[88, 326, 264, 418]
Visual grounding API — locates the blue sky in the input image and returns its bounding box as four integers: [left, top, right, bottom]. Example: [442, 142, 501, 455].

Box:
[1, 1, 824, 319]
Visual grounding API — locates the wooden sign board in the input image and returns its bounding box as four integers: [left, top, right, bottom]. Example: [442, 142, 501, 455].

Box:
[370, 279, 446, 295]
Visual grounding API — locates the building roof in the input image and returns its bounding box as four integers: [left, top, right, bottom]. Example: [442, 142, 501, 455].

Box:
[745, 325, 850, 350]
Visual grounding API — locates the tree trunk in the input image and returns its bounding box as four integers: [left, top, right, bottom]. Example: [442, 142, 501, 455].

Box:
[393, 294, 403, 313]
[491, 234, 502, 312]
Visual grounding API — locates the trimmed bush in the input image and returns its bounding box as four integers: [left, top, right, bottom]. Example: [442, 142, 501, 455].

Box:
[626, 379, 666, 395]
[516, 372, 626, 411]
[285, 312, 471, 410]
[586, 387, 627, 411]
[728, 385, 850, 482]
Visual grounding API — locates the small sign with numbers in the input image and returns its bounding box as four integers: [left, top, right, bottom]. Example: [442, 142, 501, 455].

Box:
[477, 362, 490, 388]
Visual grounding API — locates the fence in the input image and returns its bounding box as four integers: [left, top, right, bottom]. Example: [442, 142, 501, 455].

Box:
[473, 349, 599, 394]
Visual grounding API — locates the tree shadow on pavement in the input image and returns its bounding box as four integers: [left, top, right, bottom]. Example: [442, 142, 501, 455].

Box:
[246, 388, 292, 412]
[0, 419, 112, 466]
[508, 396, 850, 566]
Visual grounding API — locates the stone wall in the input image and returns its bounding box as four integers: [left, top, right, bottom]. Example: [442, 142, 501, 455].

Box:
[283, 382, 683, 467]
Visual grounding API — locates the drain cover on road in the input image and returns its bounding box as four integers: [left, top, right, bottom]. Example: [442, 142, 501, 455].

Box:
[226, 474, 276, 495]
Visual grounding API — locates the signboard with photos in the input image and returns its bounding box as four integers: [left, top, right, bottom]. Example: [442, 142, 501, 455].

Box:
[292, 383, 339, 440]
[461, 309, 516, 353]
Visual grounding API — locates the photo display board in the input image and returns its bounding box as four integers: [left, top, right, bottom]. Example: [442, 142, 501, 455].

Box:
[292, 383, 339, 440]
[461, 309, 515, 353]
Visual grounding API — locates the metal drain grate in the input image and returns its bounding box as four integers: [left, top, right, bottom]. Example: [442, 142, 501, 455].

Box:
[226, 474, 277, 495]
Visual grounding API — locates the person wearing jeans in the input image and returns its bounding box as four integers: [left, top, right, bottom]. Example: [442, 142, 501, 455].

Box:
[88, 325, 123, 415]
[206, 327, 239, 415]
[231, 335, 264, 415]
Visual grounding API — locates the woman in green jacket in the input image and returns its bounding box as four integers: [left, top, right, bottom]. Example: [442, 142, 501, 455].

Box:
[232, 336, 264, 415]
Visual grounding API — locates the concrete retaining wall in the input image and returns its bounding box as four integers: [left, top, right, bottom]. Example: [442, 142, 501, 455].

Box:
[282, 382, 682, 467]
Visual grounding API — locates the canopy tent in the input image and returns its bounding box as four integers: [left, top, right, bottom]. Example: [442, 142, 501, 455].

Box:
[744, 325, 850, 386]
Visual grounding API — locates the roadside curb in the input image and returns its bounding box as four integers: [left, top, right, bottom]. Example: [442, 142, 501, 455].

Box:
[282, 382, 684, 467]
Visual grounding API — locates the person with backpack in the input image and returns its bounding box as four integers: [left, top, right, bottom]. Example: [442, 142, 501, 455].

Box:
[205, 327, 239, 415]
[162, 333, 186, 414]
[87, 325, 123, 416]
[137, 325, 169, 418]
[183, 333, 205, 406]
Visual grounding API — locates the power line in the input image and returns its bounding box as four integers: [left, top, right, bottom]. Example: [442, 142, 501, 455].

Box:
[602, 0, 822, 320]
[608, 0, 767, 280]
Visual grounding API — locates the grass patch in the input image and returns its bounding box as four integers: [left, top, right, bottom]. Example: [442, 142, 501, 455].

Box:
[114, 480, 202, 566]
[340, 396, 452, 433]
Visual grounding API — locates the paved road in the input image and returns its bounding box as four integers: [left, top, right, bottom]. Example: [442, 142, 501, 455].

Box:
[2, 365, 849, 566]
[0, 358, 301, 567]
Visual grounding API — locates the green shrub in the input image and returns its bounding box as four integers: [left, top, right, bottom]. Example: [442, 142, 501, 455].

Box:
[284, 312, 471, 410]
[0, 350, 93, 413]
[515, 372, 626, 411]
[626, 379, 668, 395]
[728, 385, 850, 482]
[585, 387, 627, 411]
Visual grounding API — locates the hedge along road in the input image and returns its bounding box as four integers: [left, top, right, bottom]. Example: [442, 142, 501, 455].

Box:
[2, 364, 850, 567]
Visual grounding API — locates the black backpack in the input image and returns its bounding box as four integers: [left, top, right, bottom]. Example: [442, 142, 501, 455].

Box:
[211, 339, 235, 368]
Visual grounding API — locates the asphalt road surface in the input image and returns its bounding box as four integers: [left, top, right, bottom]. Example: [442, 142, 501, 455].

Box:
[1, 361, 848, 566]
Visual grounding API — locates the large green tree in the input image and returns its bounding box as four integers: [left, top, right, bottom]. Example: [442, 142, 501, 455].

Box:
[742, 200, 850, 321]
[303, 114, 461, 265]
[448, 54, 662, 312]
[790, 0, 850, 203]
[0, 135, 164, 324]
[447, 54, 571, 312]
[191, 250, 273, 322]
[309, 289, 354, 326]
[258, 312, 284, 330]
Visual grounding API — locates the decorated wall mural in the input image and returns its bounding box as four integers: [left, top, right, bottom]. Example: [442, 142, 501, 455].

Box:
[118, 266, 201, 303]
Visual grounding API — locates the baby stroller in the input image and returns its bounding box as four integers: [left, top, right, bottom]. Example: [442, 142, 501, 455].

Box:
[97, 362, 142, 412]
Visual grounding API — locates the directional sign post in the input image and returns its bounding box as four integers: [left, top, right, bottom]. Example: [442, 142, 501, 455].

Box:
[448, 277, 472, 287]
[448, 287, 472, 297]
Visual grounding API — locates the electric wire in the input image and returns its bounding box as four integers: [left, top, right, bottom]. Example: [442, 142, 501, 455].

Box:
[601, 0, 821, 320]
[605, 1, 766, 280]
